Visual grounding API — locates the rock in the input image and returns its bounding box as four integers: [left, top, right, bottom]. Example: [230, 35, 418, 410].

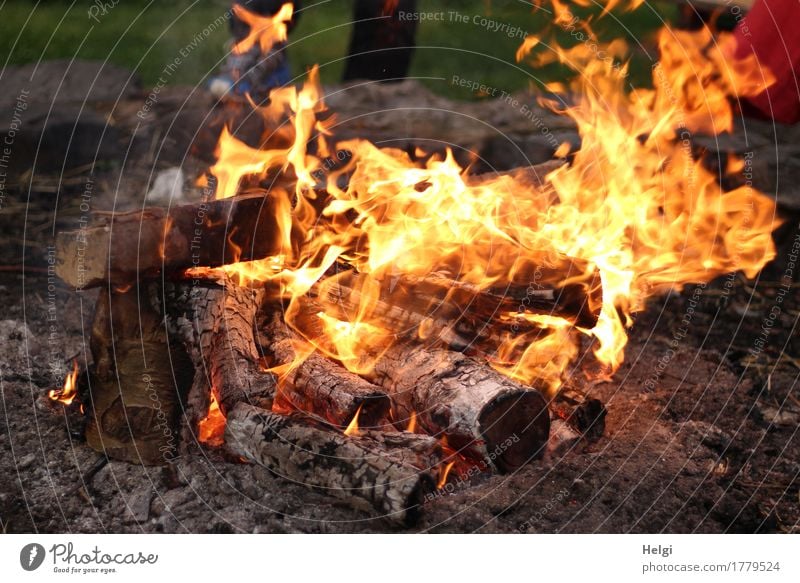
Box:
[146, 167, 186, 204]
[125, 488, 154, 522]
[16, 452, 37, 470]
[478, 131, 579, 171]
[1, 104, 123, 179]
[2, 60, 140, 110]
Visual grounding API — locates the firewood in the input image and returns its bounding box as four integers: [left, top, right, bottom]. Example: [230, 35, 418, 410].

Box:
[550, 385, 607, 441]
[312, 263, 602, 357]
[368, 344, 551, 472]
[225, 403, 441, 525]
[257, 311, 391, 429]
[158, 276, 276, 417]
[86, 285, 194, 465]
[55, 193, 285, 289]
[290, 298, 551, 473]
[312, 275, 488, 353]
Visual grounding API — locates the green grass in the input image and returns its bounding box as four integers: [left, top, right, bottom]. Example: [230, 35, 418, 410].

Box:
[0, 0, 677, 99]
[0, 0, 234, 86]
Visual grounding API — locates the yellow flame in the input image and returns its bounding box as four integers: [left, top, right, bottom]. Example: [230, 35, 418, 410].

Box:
[232, 3, 293, 55]
[49, 360, 79, 406]
[343, 402, 363, 436]
[202, 3, 780, 393]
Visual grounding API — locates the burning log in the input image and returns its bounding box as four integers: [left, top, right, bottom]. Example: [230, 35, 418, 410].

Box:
[312, 275, 494, 354]
[258, 312, 391, 429]
[313, 262, 602, 356]
[159, 276, 276, 417]
[86, 285, 194, 465]
[550, 385, 607, 442]
[55, 159, 568, 291]
[464, 159, 564, 192]
[225, 403, 441, 525]
[291, 299, 551, 473]
[55, 193, 285, 289]
[368, 345, 551, 472]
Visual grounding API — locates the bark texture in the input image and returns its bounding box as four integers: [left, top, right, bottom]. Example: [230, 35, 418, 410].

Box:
[55, 193, 284, 289]
[259, 312, 390, 429]
[86, 285, 193, 465]
[368, 344, 551, 472]
[290, 296, 551, 472]
[159, 276, 276, 417]
[225, 403, 440, 525]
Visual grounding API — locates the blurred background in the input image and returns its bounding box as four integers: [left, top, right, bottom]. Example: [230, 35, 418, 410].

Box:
[0, 0, 684, 97]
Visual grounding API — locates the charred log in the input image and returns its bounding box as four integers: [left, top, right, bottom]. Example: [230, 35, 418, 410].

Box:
[225, 403, 440, 525]
[290, 298, 551, 473]
[550, 385, 607, 442]
[369, 344, 551, 473]
[313, 263, 601, 356]
[258, 312, 391, 429]
[158, 276, 276, 417]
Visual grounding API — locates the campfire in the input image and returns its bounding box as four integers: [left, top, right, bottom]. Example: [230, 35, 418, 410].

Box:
[52, 2, 778, 525]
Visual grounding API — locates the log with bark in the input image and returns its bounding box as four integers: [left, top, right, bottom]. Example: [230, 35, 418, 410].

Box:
[55, 193, 285, 289]
[290, 298, 551, 473]
[55, 159, 567, 290]
[225, 403, 442, 525]
[369, 344, 551, 472]
[257, 311, 391, 429]
[158, 275, 277, 418]
[312, 263, 602, 358]
[57, 158, 578, 475]
[86, 284, 194, 465]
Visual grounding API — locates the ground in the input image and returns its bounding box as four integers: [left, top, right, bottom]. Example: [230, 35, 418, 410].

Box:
[0, 60, 798, 534]
[2, 271, 797, 533]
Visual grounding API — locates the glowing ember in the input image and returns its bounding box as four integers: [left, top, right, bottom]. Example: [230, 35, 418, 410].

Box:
[406, 411, 417, 434]
[49, 360, 79, 406]
[198, 393, 226, 447]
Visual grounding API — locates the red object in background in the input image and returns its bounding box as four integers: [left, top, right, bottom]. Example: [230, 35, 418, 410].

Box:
[735, 0, 800, 124]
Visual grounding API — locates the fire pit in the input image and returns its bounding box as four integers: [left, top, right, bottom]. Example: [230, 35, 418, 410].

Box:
[20, 1, 792, 535]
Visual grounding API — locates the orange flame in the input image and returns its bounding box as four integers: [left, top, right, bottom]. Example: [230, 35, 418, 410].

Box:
[202, 3, 780, 394]
[232, 3, 293, 56]
[514, 22, 778, 371]
[49, 360, 79, 406]
[198, 393, 226, 447]
[406, 411, 417, 434]
[437, 460, 455, 490]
